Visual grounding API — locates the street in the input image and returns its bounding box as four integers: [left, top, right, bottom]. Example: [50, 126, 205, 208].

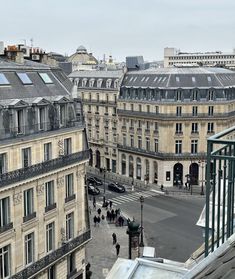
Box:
[91, 181, 205, 262]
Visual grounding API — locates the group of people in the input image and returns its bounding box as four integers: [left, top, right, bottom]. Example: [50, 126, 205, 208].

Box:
[112, 232, 120, 256]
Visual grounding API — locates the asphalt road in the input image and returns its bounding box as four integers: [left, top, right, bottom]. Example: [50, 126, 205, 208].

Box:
[90, 182, 205, 263]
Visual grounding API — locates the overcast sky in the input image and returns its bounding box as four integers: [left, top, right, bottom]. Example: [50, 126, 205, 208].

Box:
[1, 0, 235, 62]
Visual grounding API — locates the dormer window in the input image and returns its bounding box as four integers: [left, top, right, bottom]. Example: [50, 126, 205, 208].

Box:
[208, 89, 215, 101]
[39, 73, 53, 84]
[89, 79, 95, 87]
[114, 79, 119, 88]
[176, 90, 182, 101]
[60, 105, 66, 126]
[39, 107, 46, 130]
[97, 79, 103, 88]
[192, 89, 198, 101]
[82, 78, 87, 87]
[106, 79, 112, 88]
[17, 109, 24, 134]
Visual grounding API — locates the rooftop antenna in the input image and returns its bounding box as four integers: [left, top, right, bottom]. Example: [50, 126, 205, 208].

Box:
[30, 38, 34, 47]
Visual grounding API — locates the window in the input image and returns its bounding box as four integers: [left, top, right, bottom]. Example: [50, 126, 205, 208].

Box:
[208, 106, 214, 116]
[96, 106, 99, 113]
[65, 174, 74, 198]
[146, 138, 150, 151]
[208, 122, 214, 133]
[97, 94, 99, 102]
[39, 73, 53, 84]
[39, 107, 45, 130]
[123, 103, 126, 110]
[46, 222, 55, 252]
[176, 106, 182, 116]
[147, 105, 150, 113]
[208, 90, 214, 101]
[22, 147, 31, 168]
[16, 73, 32, 84]
[154, 122, 159, 131]
[48, 265, 55, 279]
[60, 105, 66, 126]
[175, 140, 182, 154]
[176, 123, 182, 134]
[192, 123, 198, 133]
[138, 120, 141, 128]
[66, 212, 74, 240]
[123, 134, 126, 146]
[192, 106, 198, 116]
[0, 245, 11, 278]
[44, 142, 52, 161]
[0, 197, 10, 228]
[191, 140, 198, 154]
[131, 104, 134, 111]
[0, 153, 7, 175]
[67, 252, 76, 275]
[138, 136, 142, 149]
[146, 121, 150, 129]
[130, 119, 134, 128]
[130, 135, 134, 147]
[155, 106, 159, 114]
[192, 90, 198, 101]
[139, 105, 142, 112]
[113, 107, 116, 115]
[176, 90, 182, 101]
[154, 139, 158, 152]
[64, 138, 72, 155]
[25, 232, 34, 265]
[24, 188, 34, 217]
[17, 109, 24, 134]
[0, 73, 10, 85]
[45, 181, 54, 207]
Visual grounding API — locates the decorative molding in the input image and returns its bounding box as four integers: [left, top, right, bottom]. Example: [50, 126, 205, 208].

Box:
[58, 139, 64, 156]
[36, 184, 44, 195]
[13, 192, 22, 205]
[57, 177, 64, 188]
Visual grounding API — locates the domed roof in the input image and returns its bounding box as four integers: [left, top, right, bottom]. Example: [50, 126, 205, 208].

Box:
[68, 46, 98, 65]
[76, 45, 87, 53]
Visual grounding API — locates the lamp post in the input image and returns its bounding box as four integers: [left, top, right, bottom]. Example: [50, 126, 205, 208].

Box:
[139, 195, 144, 247]
[100, 167, 111, 206]
[199, 160, 205, 195]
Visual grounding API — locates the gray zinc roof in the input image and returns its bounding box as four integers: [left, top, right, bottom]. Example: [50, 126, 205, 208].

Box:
[69, 70, 124, 79]
[122, 67, 235, 88]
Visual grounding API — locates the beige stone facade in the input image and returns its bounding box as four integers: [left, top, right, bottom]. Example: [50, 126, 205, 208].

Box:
[0, 61, 90, 278]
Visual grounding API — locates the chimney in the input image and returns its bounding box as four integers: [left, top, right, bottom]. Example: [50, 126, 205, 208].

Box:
[15, 52, 24, 64]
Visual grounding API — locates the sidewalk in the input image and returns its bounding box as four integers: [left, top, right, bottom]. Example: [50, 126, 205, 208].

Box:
[86, 201, 129, 279]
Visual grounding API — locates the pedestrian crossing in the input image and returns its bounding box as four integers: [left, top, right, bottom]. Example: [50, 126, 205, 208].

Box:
[107, 190, 159, 206]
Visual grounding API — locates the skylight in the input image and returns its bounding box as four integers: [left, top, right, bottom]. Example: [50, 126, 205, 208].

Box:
[39, 73, 53, 84]
[176, 76, 180, 82]
[0, 73, 10, 85]
[207, 76, 212, 82]
[192, 77, 196, 83]
[16, 73, 32, 85]
[154, 77, 158, 82]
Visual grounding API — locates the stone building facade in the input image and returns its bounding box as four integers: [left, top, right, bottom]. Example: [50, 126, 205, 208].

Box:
[69, 70, 124, 172]
[0, 58, 90, 278]
[118, 67, 235, 187]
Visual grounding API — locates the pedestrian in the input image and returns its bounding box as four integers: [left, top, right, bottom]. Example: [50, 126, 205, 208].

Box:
[93, 215, 97, 227]
[97, 216, 101, 226]
[107, 210, 110, 220]
[105, 201, 109, 210]
[115, 242, 120, 256]
[112, 232, 117, 245]
[160, 184, 164, 191]
[121, 216, 124, 227]
[118, 216, 122, 226]
[93, 196, 96, 209]
[101, 214, 105, 221]
[97, 208, 101, 216]
[115, 209, 118, 218]
[109, 200, 113, 209]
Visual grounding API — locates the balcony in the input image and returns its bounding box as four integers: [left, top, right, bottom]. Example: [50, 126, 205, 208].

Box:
[23, 212, 36, 223]
[11, 230, 91, 279]
[129, 127, 134, 133]
[0, 150, 90, 188]
[45, 203, 57, 213]
[0, 120, 85, 141]
[65, 194, 76, 203]
[145, 129, 150, 136]
[0, 222, 13, 234]
[137, 128, 142, 135]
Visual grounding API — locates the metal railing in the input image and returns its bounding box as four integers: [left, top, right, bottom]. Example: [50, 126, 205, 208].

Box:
[0, 150, 90, 187]
[205, 126, 235, 257]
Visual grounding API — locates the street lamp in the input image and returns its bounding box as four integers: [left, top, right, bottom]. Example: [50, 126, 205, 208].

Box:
[139, 195, 144, 247]
[199, 160, 205, 195]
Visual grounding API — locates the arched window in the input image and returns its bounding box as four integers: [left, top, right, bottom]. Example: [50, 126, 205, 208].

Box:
[121, 154, 126, 175]
[82, 78, 87, 87]
[129, 156, 134, 177]
[145, 159, 150, 182]
[136, 157, 141, 180]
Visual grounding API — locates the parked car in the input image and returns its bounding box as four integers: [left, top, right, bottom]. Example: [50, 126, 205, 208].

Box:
[88, 184, 100, 195]
[87, 176, 103, 186]
[108, 182, 126, 193]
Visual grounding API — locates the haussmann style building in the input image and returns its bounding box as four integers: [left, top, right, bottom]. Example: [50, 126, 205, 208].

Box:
[0, 56, 90, 278]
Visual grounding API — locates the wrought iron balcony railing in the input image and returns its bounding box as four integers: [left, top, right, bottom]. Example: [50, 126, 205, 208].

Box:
[0, 150, 90, 188]
[12, 230, 91, 279]
[204, 126, 235, 257]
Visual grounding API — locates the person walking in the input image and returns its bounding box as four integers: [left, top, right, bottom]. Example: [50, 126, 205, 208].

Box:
[97, 208, 101, 216]
[93, 196, 96, 209]
[115, 242, 120, 256]
[97, 216, 101, 226]
[112, 232, 117, 245]
[109, 200, 113, 209]
[93, 215, 97, 227]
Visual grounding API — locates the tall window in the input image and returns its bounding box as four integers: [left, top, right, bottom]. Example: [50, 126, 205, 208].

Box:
[154, 139, 158, 152]
[45, 181, 54, 208]
[192, 123, 198, 133]
[48, 265, 55, 279]
[146, 138, 150, 151]
[22, 147, 31, 168]
[139, 104, 142, 112]
[155, 106, 159, 114]
[138, 136, 142, 149]
[60, 105, 66, 126]
[192, 90, 198, 101]
[176, 106, 182, 116]
[130, 119, 134, 128]
[123, 134, 126, 146]
[46, 222, 55, 253]
[192, 106, 198, 116]
[67, 252, 76, 275]
[147, 105, 150, 113]
[138, 120, 141, 128]
[0, 153, 7, 175]
[106, 94, 109, 102]
[146, 121, 150, 129]
[176, 90, 182, 101]
[208, 106, 214, 116]
[130, 135, 134, 147]
[191, 140, 198, 154]
[175, 123, 182, 134]
[0, 197, 10, 228]
[97, 94, 99, 102]
[175, 140, 182, 154]
[64, 138, 72, 155]
[208, 122, 214, 133]
[0, 245, 11, 278]
[208, 90, 214, 101]
[17, 109, 24, 134]
[105, 107, 108, 114]
[44, 143, 52, 161]
[24, 188, 34, 217]
[113, 107, 116, 115]
[25, 232, 34, 265]
[154, 122, 158, 131]
[65, 174, 74, 198]
[39, 107, 45, 130]
[66, 212, 74, 240]
[131, 104, 134, 111]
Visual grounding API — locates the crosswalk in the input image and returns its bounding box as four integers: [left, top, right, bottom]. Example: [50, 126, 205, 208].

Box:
[103, 190, 160, 206]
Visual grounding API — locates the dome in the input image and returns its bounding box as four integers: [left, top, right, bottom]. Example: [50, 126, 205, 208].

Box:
[76, 45, 87, 53]
[68, 46, 98, 66]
